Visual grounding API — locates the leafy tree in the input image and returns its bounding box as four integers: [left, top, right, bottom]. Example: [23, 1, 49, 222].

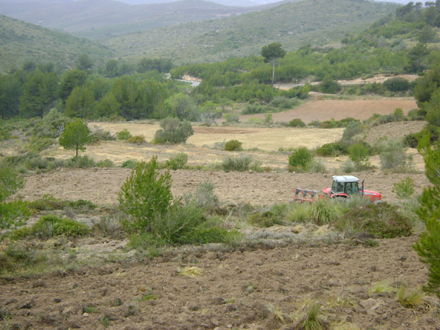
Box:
[0, 72, 23, 119]
[261, 42, 286, 86]
[404, 43, 430, 74]
[59, 69, 88, 103]
[104, 59, 119, 78]
[383, 77, 410, 92]
[59, 118, 92, 157]
[164, 93, 198, 120]
[118, 157, 173, 232]
[413, 133, 440, 298]
[65, 86, 96, 119]
[76, 54, 93, 73]
[19, 71, 59, 118]
[288, 147, 313, 172]
[95, 92, 120, 118]
[319, 75, 342, 94]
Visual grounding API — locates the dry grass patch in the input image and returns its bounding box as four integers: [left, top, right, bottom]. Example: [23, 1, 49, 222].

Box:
[178, 266, 203, 277]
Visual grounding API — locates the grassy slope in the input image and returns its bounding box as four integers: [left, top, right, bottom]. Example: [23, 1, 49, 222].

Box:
[0, 0, 287, 39]
[102, 0, 399, 65]
[0, 15, 114, 74]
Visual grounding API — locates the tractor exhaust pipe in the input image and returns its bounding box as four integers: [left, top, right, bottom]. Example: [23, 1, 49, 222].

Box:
[362, 180, 365, 197]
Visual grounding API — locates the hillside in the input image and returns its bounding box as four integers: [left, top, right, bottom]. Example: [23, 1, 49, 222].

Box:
[0, 0, 288, 40]
[0, 15, 114, 74]
[102, 0, 399, 65]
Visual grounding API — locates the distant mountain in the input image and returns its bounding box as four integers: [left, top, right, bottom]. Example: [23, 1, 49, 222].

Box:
[0, 15, 113, 74]
[102, 0, 399, 65]
[118, 0, 285, 6]
[0, 0, 289, 39]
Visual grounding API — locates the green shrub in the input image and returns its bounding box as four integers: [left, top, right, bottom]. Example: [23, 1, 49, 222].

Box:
[334, 202, 412, 238]
[225, 139, 243, 151]
[288, 118, 306, 128]
[118, 157, 173, 232]
[319, 76, 342, 94]
[349, 143, 370, 166]
[224, 113, 240, 123]
[288, 147, 313, 172]
[90, 128, 116, 141]
[271, 96, 297, 109]
[379, 140, 412, 171]
[339, 160, 356, 173]
[403, 132, 422, 148]
[407, 109, 426, 121]
[242, 104, 267, 115]
[316, 142, 350, 157]
[27, 137, 55, 152]
[0, 201, 29, 230]
[342, 121, 367, 141]
[309, 158, 326, 173]
[108, 115, 126, 122]
[182, 227, 242, 245]
[248, 210, 283, 227]
[189, 180, 220, 210]
[97, 159, 115, 168]
[67, 155, 96, 168]
[127, 135, 145, 144]
[0, 166, 24, 203]
[222, 154, 254, 172]
[0, 127, 12, 141]
[164, 153, 188, 170]
[121, 159, 138, 168]
[28, 195, 96, 212]
[384, 77, 410, 92]
[118, 129, 132, 140]
[310, 199, 340, 225]
[15, 214, 90, 239]
[152, 117, 194, 144]
[392, 177, 415, 199]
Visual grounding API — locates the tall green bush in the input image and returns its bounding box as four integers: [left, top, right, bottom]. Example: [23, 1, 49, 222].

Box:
[118, 157, 173, 232]
[288, 147, 313, 172]
[152, 117, 194, 144]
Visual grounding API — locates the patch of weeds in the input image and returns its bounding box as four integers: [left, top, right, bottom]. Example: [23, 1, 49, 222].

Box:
[298, 303, 329, 330]
[121, 159, 138, 168]
[118, 129, 132, 141]
[364, 239, 379, 247]
[178, 266, 203, 277]
[127, 135, 145, 144]
[83, 306, 99, 313]
[224, 298, 235, 304]
[392, 177, 415, 200]
[310, 199, 340, 226]
[97, 159, 115, 168]
[245, 283, 258, 293]
[327, 296, 356, 308]
[248, 209, 283, 228]
[369, 281, 394, 295]
[222, 154, 258, 172]
[164, 153, 188, 170]
[12, 214, 90, 239]
[28, 194, 96, 212]
[333, 202, 412, 238]
[396, 285, 425, 308]
[100, 316, 110, 327]
[66, 155, 96, 168]
[141, 294, 158, 301]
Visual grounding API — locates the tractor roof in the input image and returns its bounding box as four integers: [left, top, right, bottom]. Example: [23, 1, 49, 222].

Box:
[332, 175, 359, 183]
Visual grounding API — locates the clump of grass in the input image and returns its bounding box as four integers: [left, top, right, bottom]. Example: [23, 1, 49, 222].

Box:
[369, 281, 394, 295]
[396, 285, 425, 308]
[127, 135, 145, 144]
[178, 266, 203, 277]
[298, 303, 329, 330]
[97, 159, 115, 168]
[310, 199, 340, 225]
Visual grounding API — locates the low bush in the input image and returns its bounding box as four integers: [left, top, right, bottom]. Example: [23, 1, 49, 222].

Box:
[188, 180, 220, 210]
[288, 147, 313, 172]
[316, 142, 350, 157]
[224, 113, 240, 123]
[28, 194, 97, 212]
[1, 153, 65, 172]
[342, 121, 367, 142]
[97, 159, 115, 168]
[403, 132, 422, 148]
[310, 199, 340, 225]
[242, 104, 268, 115]
[379, 140, 412, 171]
[67, 155, 96, 168]
[127, 135, 145, 144]
[152, 118, 194, 144]
[248, 209, 283, 227]
[392, 177, 415, 199]
[309, 158, 327, 173]
[270, 96, 297, 109]
[12, 214, 90, 239]
[288, 118, 306, 128]
[384, 77, 410, 92]
[333, 202, 412, 238]
[121, 159, 138, 168]
[27, 137, 55, 152]
[349, 143, 370, 166]
[164, 153, 188, 170]
[118, 129, 132, 140]
[222, 154, 255, 172]
[90, 128, 116, 141]
[225, 139, 243, 151]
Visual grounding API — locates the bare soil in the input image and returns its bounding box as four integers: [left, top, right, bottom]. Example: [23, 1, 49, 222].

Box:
[1, 236, 438, 330]
[2, 101, 438, 330]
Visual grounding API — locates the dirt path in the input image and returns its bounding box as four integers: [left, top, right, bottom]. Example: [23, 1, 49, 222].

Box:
[1, 235, 437, 330]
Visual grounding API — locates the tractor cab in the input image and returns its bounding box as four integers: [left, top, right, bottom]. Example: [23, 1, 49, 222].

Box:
[331, 175, 361, 196]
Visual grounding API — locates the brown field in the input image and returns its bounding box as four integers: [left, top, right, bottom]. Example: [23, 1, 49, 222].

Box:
[2, 98, 439, 330]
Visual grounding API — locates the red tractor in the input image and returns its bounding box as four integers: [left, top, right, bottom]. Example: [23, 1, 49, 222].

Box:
[293, 175, 381, 203]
